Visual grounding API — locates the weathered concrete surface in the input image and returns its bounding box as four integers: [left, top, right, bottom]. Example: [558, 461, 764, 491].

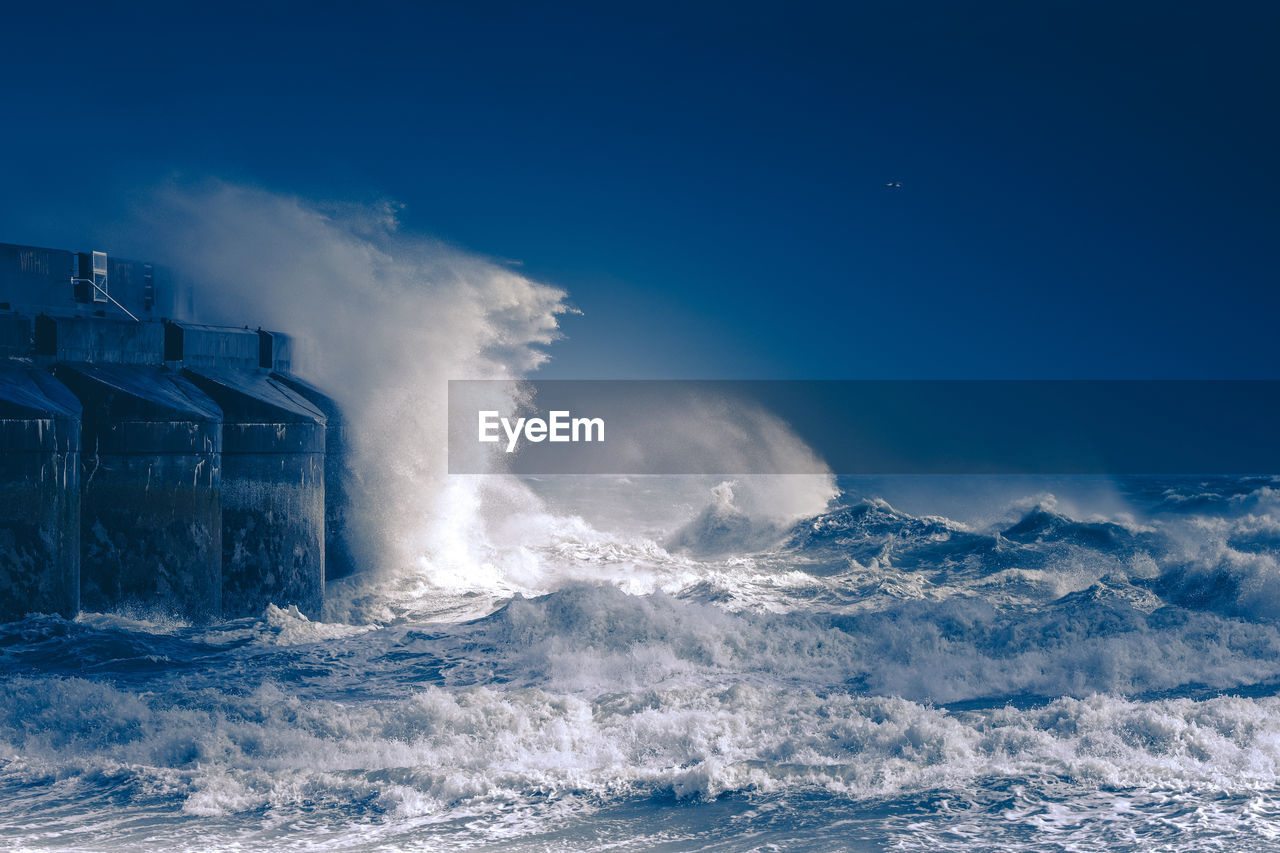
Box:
[165, 322, 260, 370]
[0, 313, 30, 357]
[0, 243, 176, 319]
[182, 369, 325, 618]
[272, 373, 355, 580]
[0, 244, 77, 316]
[53, 363, 223, 621]
[0, 364, 81, 620]
[257, 329, 292, 373]
[35, 316, 165, 364]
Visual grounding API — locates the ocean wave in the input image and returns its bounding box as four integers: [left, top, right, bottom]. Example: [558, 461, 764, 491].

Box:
[4, 667, 1280, 850]
[8, 464, 1280, 848]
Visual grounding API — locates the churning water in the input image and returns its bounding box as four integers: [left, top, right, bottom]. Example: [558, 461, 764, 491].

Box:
[6, 188, 1279, 851]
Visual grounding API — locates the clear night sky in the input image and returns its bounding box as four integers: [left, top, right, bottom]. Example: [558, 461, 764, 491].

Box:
[2, 2, 1276, 379]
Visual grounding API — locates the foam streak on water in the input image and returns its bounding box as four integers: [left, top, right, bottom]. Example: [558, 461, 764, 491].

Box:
[19, 189, 1271, 848]
[4, 476, 1280, 850]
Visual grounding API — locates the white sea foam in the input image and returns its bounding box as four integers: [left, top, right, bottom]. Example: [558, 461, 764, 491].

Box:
[133, 185, 571, 604]
[4, 664, 1280, 851]
[122, 184, 841, 623]
[9, 478, 1280, 850]
[32, 187, 1278, 850]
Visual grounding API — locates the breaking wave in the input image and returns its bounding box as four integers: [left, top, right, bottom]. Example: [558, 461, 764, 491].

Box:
[7, 474, 1280, 849]
[6, 187, 1278, 849]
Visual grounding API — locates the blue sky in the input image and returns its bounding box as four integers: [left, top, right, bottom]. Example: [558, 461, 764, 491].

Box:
[2, 1, 1276, 379]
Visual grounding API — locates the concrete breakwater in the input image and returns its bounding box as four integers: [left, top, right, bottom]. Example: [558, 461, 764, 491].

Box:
[0, 242, 349, 622]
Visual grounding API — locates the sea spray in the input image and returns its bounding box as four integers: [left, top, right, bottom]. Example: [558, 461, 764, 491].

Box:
[133, 184, 571, 609]
[128, 184, 838, 619]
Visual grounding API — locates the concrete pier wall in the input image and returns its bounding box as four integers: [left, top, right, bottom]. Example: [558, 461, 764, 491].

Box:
[0, 314, 30, 357]
[257, 329, 292, 374]
[0, 364, 81, 620]
[0, 243, 176, 319]
[52, 364, 223, 621]
[1, 250, 347, 622]
[36, 316, 165, 365]
[165, 322, 259, 369]
[182, 369, 326, 619]
[272, 373, 355, 580]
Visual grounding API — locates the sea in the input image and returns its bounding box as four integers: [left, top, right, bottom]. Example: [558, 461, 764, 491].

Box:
[7, 187, 1276, 850]
[4, 473, 1280, 851]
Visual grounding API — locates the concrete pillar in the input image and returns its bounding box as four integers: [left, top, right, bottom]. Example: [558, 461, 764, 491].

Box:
[0, 364, 81, 619]
[0, 313, 30, 357]
[271, 372, 356, 580]
[181, 369, 325, 618]
[52, 363, 223, 621]
[34, 315, 165, 364]
[164, 321, 259, 369]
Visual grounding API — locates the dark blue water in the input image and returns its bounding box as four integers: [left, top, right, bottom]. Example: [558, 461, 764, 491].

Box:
[4, 476, 1280, 850]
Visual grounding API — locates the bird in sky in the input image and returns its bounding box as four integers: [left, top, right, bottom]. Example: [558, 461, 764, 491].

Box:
[885, 182, 902, 188]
